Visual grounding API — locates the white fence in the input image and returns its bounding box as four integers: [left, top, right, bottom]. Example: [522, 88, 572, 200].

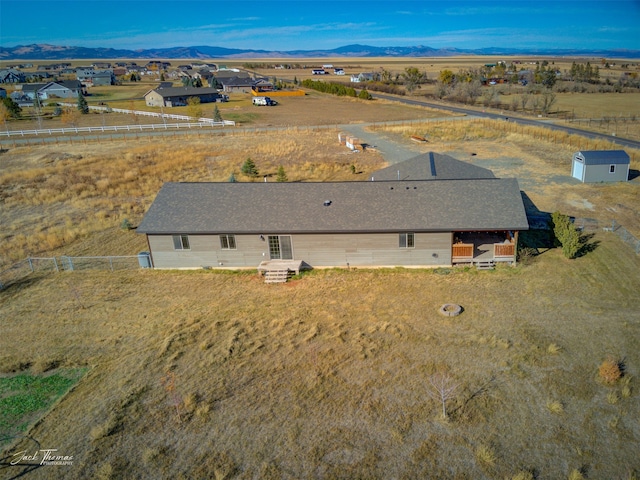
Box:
[0, 103, 235, 137]
[59, 103, 231, 124]
[0, 121, 234, 137]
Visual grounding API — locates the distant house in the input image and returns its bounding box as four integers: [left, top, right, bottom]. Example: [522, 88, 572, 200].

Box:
[38, 81, 83, 99]
[252, 79, 274, 94]
[19, 83, 45, 101]
[571, 150, 630, 183]
[146, 61, 172, 71]
[76, 67, 114, 87]
[334, 68, 345, 75]
[218, 75, 257, 93]
[13, 81, 83, 104]
[137, 153, 529, 270]
[24, 71, 53, 82]
[0, 68, 25, 84]
[144, 87, 227, 107]
[311, 69, 327, 75]
[350, 72, 375, 83]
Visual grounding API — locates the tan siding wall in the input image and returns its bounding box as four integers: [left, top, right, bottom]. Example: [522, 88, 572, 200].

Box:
[148, 232, 452, 269]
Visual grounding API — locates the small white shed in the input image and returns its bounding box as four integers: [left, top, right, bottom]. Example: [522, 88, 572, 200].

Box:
[571, 150, 630, 183]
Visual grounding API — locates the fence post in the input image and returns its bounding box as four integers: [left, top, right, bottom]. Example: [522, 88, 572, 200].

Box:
[28, 257, 34, 272]
[53, 257, 59, 272]
[109, 257, 114, 272]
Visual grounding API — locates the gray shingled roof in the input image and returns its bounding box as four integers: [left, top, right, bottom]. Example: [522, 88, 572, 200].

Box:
[576, 150, 630, 165]
[370, 152, 496, 181]
[148, 87, 221, 98]
[137, 178, 529, 235]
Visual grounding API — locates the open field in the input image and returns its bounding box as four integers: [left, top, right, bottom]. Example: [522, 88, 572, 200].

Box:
[1, 89, 451, 131]
[0, 232, 639, 479]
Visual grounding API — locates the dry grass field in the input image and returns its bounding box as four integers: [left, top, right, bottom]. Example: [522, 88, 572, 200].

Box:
[1, 234, 639, 479]
[1, 61, 640, 479]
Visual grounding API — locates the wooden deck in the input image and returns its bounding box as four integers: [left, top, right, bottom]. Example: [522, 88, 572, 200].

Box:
[452, 233, 516, 267]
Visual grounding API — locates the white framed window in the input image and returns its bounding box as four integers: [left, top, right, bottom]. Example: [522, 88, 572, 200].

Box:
[219, 234, 236, 250]
[399, 233, 415, 248]
[172, 234, 190, 250]
[609, 164, 616, 173]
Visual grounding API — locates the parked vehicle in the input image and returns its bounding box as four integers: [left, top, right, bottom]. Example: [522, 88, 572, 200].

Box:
[252, 96, 277, 106]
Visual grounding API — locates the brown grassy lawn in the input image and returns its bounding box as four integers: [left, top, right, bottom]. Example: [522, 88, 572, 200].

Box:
[0, 232, 639, 479]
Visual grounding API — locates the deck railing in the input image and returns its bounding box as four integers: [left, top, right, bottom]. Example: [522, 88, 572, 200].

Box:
[494, 243, 515, 258]
[452, 243, 474, 259]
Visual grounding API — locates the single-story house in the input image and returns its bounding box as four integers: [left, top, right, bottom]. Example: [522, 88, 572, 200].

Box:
[19, 83, 46, 100]
[571, 150, 630, 183]
[137, 153, 529, 270]
[144, 87, 227, 107]
[350, 72, 375, 83]
[38, 80, 83, 99]
[16, 81, 82, 101]
[218, 75, 262, 93]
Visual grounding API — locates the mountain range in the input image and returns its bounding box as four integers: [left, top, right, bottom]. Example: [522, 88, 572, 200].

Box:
[2, 43, 639, 60]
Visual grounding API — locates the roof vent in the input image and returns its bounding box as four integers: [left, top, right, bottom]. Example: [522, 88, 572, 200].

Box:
[323, 200, 332, 206]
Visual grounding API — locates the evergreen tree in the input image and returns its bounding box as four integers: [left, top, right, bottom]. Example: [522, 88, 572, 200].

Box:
[2, 97, 22, 118]
[276, 165, 288, 182]
[213, 105, 223, 122]
[228, 172, 237, 183]
[76, 91, 89, 114]
[550, 211, 582, 259]
[241, 157, 259, 178]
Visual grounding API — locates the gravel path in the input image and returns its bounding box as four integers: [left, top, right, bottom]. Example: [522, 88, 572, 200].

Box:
[340, 124, 426, 164]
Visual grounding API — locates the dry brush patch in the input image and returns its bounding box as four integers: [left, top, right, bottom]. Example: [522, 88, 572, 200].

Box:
[0, 234, 639, 478]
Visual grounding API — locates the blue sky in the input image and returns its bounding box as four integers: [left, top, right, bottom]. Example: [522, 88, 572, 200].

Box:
[1, 0, 639, 51]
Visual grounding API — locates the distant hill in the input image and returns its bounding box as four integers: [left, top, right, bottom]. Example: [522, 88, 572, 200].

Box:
[1, 43, 639, 60]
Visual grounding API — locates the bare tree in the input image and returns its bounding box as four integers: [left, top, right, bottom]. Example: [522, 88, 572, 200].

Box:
[427, 372, 459, 419]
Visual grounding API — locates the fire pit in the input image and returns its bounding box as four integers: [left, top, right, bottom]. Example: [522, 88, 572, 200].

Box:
[438, 304, 462, 317]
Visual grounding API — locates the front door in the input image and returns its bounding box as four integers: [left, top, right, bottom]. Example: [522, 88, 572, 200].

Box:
[268, 235, 293, 260]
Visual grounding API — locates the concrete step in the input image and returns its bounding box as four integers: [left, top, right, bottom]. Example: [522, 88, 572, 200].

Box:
[264, 270, 290, 283]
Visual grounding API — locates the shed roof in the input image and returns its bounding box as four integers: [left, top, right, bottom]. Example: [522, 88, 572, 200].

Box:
[575, 150, 630, 165]
[370, 153, 495, 181]
[137, 178, 528, 235]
